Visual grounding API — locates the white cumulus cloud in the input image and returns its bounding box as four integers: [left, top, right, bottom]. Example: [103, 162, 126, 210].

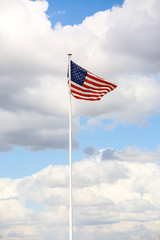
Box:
[0, 147, 160, 239]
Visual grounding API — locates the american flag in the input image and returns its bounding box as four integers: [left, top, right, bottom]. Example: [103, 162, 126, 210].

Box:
[68, 61, 117, 101]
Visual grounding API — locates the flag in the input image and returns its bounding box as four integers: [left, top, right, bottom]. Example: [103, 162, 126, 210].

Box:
[68, 61, 117, 101]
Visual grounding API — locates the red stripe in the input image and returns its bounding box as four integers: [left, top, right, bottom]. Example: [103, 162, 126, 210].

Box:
[87, 73, 117, 88]
[71, 83, 108, 94]
[82, 82, 112, 91]
[72, 94, 101, 101]
[84, 78, 114, 90]
[71, 89, 105, 98]
[87, 71, 104, 81]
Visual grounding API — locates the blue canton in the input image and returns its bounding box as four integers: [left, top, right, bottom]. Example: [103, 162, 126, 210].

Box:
[71, 61, 87, 86]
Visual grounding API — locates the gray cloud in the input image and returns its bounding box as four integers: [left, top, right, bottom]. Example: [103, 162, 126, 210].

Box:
[102, 148, 118, 160]
[101, 146, 160, 163]
[83, 146, 96, 156]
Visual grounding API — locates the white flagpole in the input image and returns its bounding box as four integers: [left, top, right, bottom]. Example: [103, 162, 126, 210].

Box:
[68, 53, 73, 240]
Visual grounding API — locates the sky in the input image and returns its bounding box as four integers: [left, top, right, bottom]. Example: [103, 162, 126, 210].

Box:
[0, 0, 160, 239]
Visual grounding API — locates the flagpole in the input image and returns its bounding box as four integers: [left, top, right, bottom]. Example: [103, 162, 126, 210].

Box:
[68, 53, 73, 240]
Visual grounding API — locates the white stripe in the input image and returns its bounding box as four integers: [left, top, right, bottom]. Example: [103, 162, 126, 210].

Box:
[87, 72, 104, 81]
[86, 74, 114, 86]
[71, 87, 108, 96]
[86, 75, 116, 89]
[71, 81, 108, 93]
[72, 93, 101, 100]
[86, 75, 109, 86]
[71, 86, 108, 95]
[71, 88, 106, 97]
[83, 81, 112, 91]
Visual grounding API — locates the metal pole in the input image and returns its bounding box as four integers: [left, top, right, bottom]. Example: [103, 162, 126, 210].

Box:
[68, 53, 73, 240]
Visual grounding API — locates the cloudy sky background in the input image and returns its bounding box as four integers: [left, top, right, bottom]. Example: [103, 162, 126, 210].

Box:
[0, 0, 160, 239]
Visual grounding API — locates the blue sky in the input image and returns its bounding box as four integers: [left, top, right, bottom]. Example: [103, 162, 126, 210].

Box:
[0, 0, 160, 239]
[46, 0, 124, 26]
[1, 113, 159, 178]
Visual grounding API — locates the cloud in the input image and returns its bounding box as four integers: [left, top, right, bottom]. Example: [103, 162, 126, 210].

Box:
[0, 0, 160, 151]
[8, 231, 25, 238]
[0, 146, 160, 239]
[102, 147, 117, 160]
[102, 146, 160, 163]
[83, 146, 96, 156]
